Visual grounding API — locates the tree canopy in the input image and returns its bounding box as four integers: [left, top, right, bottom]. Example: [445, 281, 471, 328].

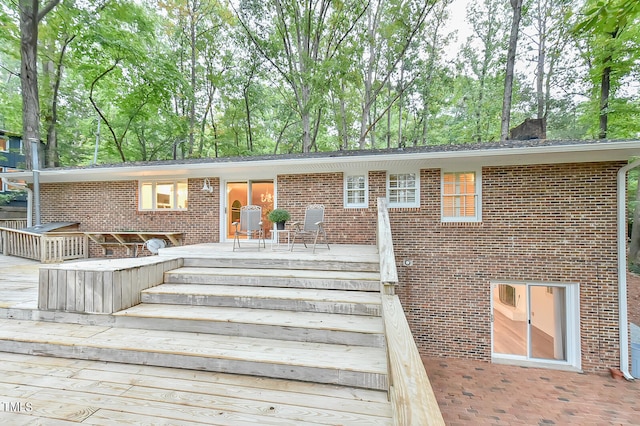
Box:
[0, 0, 639, 166]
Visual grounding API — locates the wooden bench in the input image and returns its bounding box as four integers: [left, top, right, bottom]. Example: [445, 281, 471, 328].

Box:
[83, 232, 184, 256]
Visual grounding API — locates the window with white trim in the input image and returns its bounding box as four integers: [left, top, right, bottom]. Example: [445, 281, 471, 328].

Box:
[387, 172, 419, 208]
[344, 173, 368, 208]
[441, 170, 481, 222]
[139, 180, 188, 211]
[0, 138, 7, 152]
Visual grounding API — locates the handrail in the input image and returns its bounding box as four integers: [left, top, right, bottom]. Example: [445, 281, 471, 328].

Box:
[376, 197, 445, 425]
[0, 227, 88, 263]
[383, 295, 445, 425]
[0, 219, 27, 229]
[377, 197, 398, 295]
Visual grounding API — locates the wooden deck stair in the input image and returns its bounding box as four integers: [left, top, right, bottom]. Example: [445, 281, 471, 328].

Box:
[0, 252, 390, 391]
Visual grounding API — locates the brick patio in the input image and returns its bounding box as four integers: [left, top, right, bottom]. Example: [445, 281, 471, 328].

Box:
[422, 356, 640, 425]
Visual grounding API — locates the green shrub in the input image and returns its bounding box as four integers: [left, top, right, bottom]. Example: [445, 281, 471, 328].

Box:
[267, 208, 291, 223]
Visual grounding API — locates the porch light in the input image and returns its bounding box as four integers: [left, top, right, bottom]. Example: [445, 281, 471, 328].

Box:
[201, 178, 213, 193]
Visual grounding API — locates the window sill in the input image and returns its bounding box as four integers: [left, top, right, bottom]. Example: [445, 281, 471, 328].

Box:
[439, 221, 483, 227]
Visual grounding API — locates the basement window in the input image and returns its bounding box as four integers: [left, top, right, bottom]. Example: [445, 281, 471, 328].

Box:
[139, 180, 188, 211]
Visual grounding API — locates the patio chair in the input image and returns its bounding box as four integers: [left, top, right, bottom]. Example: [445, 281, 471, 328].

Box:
[232, 205, 266, 251]
[290, 204, 330, 253]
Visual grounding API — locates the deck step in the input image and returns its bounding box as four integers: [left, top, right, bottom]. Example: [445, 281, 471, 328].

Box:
[0, 318, 388, 390]
[142, 284, 382, 316]
[183, 256, 380, 273]
[113, 304, 385, 347]
[164, 267, 381, 291]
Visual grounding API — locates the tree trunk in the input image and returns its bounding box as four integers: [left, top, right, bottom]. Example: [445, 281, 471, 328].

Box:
[19, 0, 61, 170]
[599, 62, 611, 139]
[19, 0, 41, 169]
[243, 86, 253, 151]
[500, 0, 523, 141]
[535, 1, 546, 119]
[43, 35, 74, 167]
[188, 6, 197, 156]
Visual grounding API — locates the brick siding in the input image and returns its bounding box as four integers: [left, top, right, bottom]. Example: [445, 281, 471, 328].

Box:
[39, 161, 625, 372]
[40, 178, 220, 257]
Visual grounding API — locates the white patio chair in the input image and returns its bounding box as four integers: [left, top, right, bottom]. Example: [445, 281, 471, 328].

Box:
[232, 205, 266, 251]
[290, 204, 330, 253]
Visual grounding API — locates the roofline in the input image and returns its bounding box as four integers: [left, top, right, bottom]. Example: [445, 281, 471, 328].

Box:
[1, 139, 639, 183]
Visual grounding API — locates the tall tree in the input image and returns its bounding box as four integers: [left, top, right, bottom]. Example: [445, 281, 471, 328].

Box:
[575, 0, 640, 139]
[18, 0, 60, 169]
[459, 0, 509, 143]
[357, 0, 435, 149]
[500, 0, 523, 141]
[235, 0, 367, 153]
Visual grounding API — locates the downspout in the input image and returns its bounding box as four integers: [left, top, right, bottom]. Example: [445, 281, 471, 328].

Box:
[617, 159, 640, 380]
[1, 178, 33, 228]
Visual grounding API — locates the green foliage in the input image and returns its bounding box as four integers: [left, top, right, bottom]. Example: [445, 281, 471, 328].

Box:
[1, 0, 639, 167]
[267, 208, 290, 223]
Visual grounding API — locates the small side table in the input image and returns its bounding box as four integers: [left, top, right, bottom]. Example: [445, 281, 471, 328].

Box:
[270, 229, 291, 251]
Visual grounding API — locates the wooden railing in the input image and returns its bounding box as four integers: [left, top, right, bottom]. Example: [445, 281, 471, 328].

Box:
[377, 198, 399, 296]
[0, 227, 88, 263]
[376, 197, 445, 425]
[0, 219, 27, 229]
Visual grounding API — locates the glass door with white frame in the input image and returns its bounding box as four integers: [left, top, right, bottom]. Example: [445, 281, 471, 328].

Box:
[225, 181, 274, 240]
[491, 282, 579, 369]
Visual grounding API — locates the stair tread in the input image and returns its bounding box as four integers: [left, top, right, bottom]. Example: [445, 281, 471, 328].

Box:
[145, 283, 382, 304]
[166, 267, 380, 281]
[114, 303, 384, 334]
[0, 318, 387, 374]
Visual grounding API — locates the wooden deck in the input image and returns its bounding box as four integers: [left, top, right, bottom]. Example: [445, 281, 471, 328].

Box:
[0, 246, 395, 424]
[0, 242, 443, 424]
[0, 351, 392, 424]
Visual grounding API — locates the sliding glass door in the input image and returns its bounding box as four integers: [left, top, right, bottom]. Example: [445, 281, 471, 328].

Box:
[225, 181, 274, 240]
[491, 282, 578, 367]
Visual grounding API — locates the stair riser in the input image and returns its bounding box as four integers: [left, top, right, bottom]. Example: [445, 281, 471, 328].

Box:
[0, 339, 387, 390]
[183, 257, 379, 273]
[165, 274, 380, 291]
[114, 316, 386, 348]
[141, 293, 381, 316]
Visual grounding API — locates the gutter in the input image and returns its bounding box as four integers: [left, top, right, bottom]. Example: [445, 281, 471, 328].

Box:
[617, 160, 640, 380]
[1, 178, 32, 228]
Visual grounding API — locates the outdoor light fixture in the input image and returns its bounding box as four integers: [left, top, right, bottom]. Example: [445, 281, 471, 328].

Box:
[201, 178, 213, 193]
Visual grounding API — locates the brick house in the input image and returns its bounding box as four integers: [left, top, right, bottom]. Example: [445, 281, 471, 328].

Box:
[2, 138, 639, 376]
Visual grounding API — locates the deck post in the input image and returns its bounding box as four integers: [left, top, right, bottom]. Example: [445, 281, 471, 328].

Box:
[377, 198, 398, 295]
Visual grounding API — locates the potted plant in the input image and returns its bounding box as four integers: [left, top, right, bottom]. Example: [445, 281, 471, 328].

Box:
[267, 208, 291, 230]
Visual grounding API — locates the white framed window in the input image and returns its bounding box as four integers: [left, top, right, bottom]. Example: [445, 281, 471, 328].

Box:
[344, 173, 368, 208]
[387, 172, 419, 208]
[139, 180, 188, 211]
[0, 138, 7, 152]
[441, 169, 481, 222]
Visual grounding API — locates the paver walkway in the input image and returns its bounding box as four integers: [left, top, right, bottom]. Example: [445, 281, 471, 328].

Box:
[423, 356, 640, 425]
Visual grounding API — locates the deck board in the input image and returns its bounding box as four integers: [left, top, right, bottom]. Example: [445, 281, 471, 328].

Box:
[115, 303, 384, 334]
[0, 318, 387, 372]
[0, 352, 392, 425]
